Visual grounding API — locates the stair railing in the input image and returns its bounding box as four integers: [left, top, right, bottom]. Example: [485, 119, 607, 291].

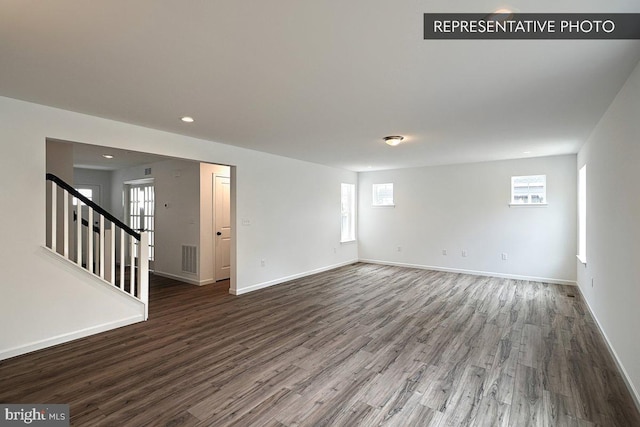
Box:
[46, 173, 149, 319]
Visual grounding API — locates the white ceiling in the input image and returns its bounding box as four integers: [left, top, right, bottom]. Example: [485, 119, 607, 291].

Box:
[2, 1, 639, 171]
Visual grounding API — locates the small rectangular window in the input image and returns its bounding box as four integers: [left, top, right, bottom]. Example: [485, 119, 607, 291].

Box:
[340, 183, 356, 243]
[72, 188, 93, 206]
[510, 175, 546, 205]
[373, 183, 394, 207]
[577, 165, 587, 264]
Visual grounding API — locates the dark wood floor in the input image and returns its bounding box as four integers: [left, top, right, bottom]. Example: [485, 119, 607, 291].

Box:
[1, 263, 638, 426]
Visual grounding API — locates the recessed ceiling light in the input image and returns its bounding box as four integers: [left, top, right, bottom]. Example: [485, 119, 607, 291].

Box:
[181, 116, 194, 123]
[383, 136, 404, 146]
[523, 151, 532, 154]
[102, 154, 114, 159]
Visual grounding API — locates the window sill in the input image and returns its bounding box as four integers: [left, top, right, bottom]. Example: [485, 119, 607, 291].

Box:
[372, 204, 395, 208]
[509, 203, 548, 207]
[576, 255, 587, 265]
[340, 239, 357, 244]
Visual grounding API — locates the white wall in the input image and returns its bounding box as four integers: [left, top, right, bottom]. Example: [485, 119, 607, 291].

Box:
[0, 95, 358, 359]
[359, 155, 577, 283]
[142, 160, 201, 283]
[577, 60, 640, 404]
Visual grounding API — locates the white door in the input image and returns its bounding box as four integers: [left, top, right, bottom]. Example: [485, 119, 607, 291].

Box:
[214, 175, 231, 281]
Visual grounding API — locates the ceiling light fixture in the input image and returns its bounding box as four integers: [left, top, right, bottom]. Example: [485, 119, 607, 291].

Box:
[383, 136, 404, 146]
[485, 8, 514, 22]
[102, 154, 114, 159]
[181, 116, 194, 123]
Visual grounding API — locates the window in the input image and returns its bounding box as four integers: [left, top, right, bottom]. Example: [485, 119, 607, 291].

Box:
[341, 183, 356, 242]
[510, 175, 546, 205]
[373, 183, 394, 206]
[72, 188, 93, 206]
[578, 165, 587, 264]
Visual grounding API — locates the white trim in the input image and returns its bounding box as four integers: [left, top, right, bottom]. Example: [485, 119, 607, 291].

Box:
[124, 177, 154, 185]
[358, 258, 577, 286]
[229, 259, 358, 295]
[508, 203, 548, 207]
[576, 254, 587, 265]
[576, 287, 640, 411]
[0, 315, 143, 361]
[153, 270, 215, 286]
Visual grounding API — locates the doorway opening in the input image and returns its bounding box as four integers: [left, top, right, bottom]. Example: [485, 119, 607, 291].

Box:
[125, 179, 155, 270]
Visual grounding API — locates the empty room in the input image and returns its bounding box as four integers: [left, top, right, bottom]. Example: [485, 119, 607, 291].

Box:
[1, 2, 639, 426]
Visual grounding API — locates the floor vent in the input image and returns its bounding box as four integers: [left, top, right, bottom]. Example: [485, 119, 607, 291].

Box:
[182, 245, 198, 274]
[567, 294, 576, 298]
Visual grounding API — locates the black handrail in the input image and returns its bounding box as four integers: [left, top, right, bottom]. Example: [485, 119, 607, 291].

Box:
[46, 173, 141, 240]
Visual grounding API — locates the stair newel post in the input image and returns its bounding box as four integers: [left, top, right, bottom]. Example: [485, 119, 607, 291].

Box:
[129, 234, 135, 296]
[138, 231, 149, 320]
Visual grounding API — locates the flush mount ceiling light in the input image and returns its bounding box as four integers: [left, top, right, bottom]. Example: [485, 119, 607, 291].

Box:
[180, 116, 194, 123]
[383, 136, 404, 146]
[102, 154, 114, 159]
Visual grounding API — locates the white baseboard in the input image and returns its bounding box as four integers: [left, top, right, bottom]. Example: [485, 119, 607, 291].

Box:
[153, 270, 215, 286]
[0, 315, 143, 361]
[358, 259, 577, 286]
[230, 259, 358, 295]
[575, 286, 640, 411]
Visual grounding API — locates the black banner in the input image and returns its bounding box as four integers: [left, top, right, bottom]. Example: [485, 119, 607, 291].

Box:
[424, 13, 640, 39]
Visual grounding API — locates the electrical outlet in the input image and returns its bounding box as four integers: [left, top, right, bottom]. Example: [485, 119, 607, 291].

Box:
[591, 278, 594, 287]
[333, 247, 337, 254]
[397, 246, 402, 252]
[462, 250, 467, 257]
[442, 249, 447, 256]
[261, 259, 266, 267]
[501, 252, 508, 261]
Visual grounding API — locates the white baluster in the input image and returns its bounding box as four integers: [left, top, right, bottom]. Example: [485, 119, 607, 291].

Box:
[51, 181, 57, 252]
[76, 207, 82, 266]
[63, 190, 69, 258]
[99, 215, 105, 279]
[87, 207, 94, 273]
[138, 231, 149, 320]
[120, 228, 125, 290]
[110, 225, 116, 286]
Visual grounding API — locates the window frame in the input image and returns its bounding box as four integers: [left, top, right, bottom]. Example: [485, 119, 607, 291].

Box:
[509, 175, 547, 206]
[372, 183, 395, 207]
[340, 183, 356, 243]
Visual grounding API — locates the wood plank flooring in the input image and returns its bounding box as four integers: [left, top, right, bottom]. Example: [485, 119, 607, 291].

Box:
[1, 263, 638, 426]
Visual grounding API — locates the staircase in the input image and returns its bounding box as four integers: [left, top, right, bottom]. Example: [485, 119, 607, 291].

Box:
[46, 173, 149, 320]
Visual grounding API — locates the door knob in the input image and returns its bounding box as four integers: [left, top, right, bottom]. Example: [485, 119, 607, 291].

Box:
[216, 231, 222, 236]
